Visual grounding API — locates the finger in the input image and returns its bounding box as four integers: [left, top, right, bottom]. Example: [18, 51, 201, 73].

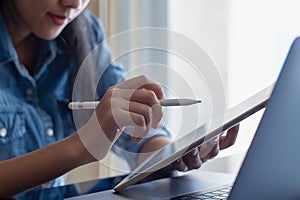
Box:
[174, 158, 188, 172]
[219, 125, 239, 150]
[138, 83, 164, 100]
[130, 125, 150, 143]
[116, 75, 151, 89]
[129, 89, 161, 106]
[200, 142, 219, 162]
[111, 109, 147, 133]
[182, 148, 202, 170]
[111, 90, 161, 128]
[151, 103, 163, 129]
[119, 108, 151, 142]
[198, 136, 219, 158]
[117, 75, 164, 100]
[128, 90, 163, 128]
[126, 101, 152, 126]
[111, 103, 153, 142]
[125, 100, 162, 129]
[122, 114, 149, 143]
[111, 98, 149, 128]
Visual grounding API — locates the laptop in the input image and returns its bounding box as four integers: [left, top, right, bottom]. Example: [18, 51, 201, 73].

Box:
[66, 37, 300, 200]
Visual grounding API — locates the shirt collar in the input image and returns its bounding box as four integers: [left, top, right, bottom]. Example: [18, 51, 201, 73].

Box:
[0, 12, 18, 65]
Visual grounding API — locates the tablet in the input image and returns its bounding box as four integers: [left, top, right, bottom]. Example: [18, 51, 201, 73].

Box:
[114, 83, 274, 191]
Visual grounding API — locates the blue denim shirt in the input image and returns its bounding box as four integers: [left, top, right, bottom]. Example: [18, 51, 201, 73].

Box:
[0, 10, 170, 199]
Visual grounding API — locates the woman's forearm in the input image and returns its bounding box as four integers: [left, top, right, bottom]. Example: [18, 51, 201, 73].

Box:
[0, 133, 95, 198]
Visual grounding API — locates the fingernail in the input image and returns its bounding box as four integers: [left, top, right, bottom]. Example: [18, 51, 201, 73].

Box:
[152, 122, 159, 129]
[210, 136, 219, 144]
[184, 166, 188, 171]
[198, 159, 203, 167]
[131, 136, 142, 143]
[192, 149, 198, 156]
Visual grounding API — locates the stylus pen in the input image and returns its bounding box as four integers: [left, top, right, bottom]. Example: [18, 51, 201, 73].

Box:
[68, 98, 202, 110]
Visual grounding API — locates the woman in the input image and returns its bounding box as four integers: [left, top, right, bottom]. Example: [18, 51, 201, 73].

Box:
[0, 0, 238, 199]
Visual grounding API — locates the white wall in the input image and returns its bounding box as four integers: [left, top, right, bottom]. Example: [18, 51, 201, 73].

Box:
[167, 0, 230, 140]
[168, 0, 300, 172]
[227, 0, 300, 156]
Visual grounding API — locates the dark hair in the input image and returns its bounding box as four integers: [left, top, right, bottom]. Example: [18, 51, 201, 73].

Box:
[61, 13, 93, 98]
[62, 13, 91, 67]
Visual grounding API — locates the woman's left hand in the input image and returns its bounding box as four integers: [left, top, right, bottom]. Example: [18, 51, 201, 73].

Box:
[173, 125, 239, 171]
[138, 125, 239, 183]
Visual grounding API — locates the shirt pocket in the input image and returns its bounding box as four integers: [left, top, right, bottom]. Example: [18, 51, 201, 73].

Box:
[0, 106, 26, 160]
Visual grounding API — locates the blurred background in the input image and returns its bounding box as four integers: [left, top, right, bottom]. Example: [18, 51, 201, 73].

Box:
[66, 0, 300, 186]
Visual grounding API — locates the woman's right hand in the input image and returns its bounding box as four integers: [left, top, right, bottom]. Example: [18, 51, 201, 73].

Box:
[77, 75, 164, 161]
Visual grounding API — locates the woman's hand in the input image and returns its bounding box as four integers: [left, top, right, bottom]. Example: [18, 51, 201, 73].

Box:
[173, 125, 239, 171]
[77, 75, 164, 161]
[96, 75, 164, 142]
[138, 125, 239, 183]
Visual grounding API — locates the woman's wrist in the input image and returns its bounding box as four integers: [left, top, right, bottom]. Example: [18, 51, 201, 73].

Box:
[65, 133, 97, 167]
[77, 112, 116, 161]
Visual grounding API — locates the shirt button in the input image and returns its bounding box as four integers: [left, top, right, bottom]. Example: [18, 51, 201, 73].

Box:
[46, 128, 54, 137]
[26, 88, 34, 96]
[0, 128, 7, 138]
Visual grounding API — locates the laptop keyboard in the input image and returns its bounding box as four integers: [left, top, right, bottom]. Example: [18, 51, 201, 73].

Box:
[170, 185, 232, 200]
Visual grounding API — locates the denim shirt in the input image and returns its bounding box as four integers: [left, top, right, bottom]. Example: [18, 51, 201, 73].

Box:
[0, 10, 170, 199]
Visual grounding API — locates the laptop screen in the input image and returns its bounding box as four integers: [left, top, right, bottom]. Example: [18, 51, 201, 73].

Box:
[229, 37, 300, 199]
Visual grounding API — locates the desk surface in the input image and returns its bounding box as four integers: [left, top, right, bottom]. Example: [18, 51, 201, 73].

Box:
[66, 171, 235, 200]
